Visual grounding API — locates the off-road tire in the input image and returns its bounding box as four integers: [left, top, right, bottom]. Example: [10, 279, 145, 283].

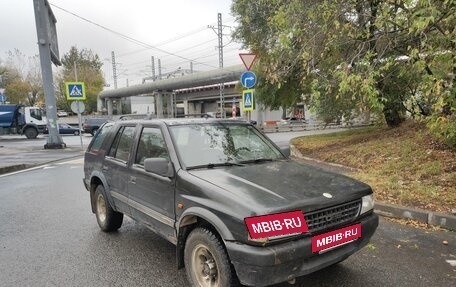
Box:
[184, 227, 238, 287]
[94, 185, 123, 232]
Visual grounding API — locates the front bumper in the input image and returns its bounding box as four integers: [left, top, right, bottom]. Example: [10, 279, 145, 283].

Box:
[226, 212, 378, 287]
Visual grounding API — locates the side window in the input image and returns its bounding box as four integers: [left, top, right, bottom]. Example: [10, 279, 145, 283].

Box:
[108, 126, 136, 162]
[135, 127, 169, 166]
[29, 108, 43, 121]
[89, 122, 114, 152]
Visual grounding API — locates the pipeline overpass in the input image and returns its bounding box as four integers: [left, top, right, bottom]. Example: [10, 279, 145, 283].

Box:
[99, 65, 245, 116]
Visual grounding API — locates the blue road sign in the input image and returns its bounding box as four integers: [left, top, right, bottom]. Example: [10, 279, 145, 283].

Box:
[65, 82, 86, 100]
[242, 89, 254, 111]
[240, 71, 257, 89]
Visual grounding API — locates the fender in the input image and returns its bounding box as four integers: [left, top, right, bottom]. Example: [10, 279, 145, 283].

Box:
[20, 123, 39, 134]
[175, 206, 236, 269]
[177, 206, 235, 241]
[89, 170, 116, 211]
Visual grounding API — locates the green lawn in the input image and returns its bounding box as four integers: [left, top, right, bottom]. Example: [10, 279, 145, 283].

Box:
[292, 121, 456, 214]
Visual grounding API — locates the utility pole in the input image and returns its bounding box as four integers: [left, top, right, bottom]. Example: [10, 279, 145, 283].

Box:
[209, 13, 226, 117]
[190, 61, 193, 74]
[33, 0, 65, 149]
[73, 61, 78, 81]
[158, 59, 162, 80]
[111, 51, 118, 89]
[151, 56, 156, 81]
[217, 13, 224, 70]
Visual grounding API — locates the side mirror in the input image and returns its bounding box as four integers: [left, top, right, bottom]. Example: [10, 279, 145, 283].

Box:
[144, 158, 174, 178]
[280, 146, 290, 157]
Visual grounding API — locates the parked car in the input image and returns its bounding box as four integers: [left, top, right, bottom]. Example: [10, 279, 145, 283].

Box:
[82, 118, 109, 136]
[44, 123, 80, 135]
[56, 110, 68, 117]
[83, 118, 378, 287]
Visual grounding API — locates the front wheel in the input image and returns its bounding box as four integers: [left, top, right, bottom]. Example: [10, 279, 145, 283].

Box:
[24, 127, 38, 139]
[184, 227, 238, 287]
[94, 185, 123, 232]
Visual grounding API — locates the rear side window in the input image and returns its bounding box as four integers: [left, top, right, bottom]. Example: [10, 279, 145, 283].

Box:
[108, 126, 136, 162]
[88, 122, 114, 152]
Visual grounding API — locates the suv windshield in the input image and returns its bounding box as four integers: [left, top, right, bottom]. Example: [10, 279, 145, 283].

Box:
[169, 123, 284, 169]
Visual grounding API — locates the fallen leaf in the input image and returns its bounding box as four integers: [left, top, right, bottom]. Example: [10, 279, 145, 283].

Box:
[367, 243, 376, 250]
[446, 260, 456, 267]
[443, 241, 449, 245]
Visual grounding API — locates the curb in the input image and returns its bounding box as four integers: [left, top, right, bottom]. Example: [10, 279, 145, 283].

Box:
[290, 145, 456, 231]
[0, 164, 32, 175]
[374, 202, 456, 231]
[0, 154, 83, 175]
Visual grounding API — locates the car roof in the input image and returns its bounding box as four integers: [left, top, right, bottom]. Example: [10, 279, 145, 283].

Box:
[117, 118, 250, 127]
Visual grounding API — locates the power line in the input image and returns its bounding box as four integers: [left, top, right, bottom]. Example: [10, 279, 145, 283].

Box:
[50, 3, 218, 68]
[117, 26, 209, 58]
[116, 17, 237, 58]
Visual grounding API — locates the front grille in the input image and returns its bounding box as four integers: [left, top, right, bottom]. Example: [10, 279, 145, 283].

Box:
[305, 200, 361, 233]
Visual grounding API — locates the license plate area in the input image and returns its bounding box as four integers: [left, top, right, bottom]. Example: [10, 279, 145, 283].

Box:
[312, 223, 362, 253]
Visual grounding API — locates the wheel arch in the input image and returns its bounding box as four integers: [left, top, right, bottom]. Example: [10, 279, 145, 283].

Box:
[21, 124, 39, 138]
[175, 207, 235, 269]
[89, 172, 115, 213]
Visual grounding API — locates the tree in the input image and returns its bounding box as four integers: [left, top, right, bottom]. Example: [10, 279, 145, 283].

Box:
[232, 0, 455, 130]
[56, 46, 104, 114]
[0, 49, 44, 106]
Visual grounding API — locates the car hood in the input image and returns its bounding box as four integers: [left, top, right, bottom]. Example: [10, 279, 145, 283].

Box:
[187, 160, 371, 215]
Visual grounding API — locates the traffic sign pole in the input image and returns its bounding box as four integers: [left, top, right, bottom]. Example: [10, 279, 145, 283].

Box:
[77, 104, 83, 149]
[71, 101, 85, 149]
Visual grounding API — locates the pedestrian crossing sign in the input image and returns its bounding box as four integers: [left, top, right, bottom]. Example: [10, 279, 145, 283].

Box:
[242, 89, 254, 111]
[65, 82, 86, 100]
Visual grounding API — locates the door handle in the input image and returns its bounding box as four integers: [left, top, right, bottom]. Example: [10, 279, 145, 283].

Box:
[130, 176, 136, 184]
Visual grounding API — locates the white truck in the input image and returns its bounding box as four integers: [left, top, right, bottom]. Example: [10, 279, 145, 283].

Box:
[0, 104, 47, 139]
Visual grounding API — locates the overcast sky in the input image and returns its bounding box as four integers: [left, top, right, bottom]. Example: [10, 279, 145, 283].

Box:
[0, 0, 246, 88]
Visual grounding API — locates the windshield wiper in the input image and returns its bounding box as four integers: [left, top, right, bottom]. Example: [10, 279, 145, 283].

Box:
[239, 158, 274, 164]
[187, 161, 245, 170]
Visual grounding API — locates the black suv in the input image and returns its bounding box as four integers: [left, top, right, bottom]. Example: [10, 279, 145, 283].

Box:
[83, 118, 378, 287]
[83, 117, 109, 136]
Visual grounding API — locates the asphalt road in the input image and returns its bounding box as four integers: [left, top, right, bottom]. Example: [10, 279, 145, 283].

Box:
[0, 158, 454, 287]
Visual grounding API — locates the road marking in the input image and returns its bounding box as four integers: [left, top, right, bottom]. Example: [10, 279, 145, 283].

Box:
[58, 158, 84, 165]
[0, 165, 50, 178]
[43, 166, 57, 170]
[0, 157, 83, 178]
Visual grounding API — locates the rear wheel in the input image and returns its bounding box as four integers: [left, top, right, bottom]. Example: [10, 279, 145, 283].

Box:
[91, 128, 98, 136]
[74, 130, 80, 136]
[94, 185, 123, 232]
[24, 127, 38, 139]
[184, 227, 238, 287]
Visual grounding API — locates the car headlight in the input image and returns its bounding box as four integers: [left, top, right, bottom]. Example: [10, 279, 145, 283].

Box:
[360, 194, 375, 215]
